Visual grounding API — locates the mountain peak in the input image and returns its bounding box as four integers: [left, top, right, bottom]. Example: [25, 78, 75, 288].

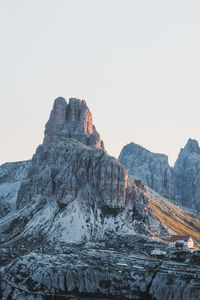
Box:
[183, 138, 200, 154]
[43, 97, 104, 149]
[54, 96, 67, 105]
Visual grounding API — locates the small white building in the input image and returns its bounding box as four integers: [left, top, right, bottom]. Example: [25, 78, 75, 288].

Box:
[151, 248, 167, 256]
[169, 235, 194, 249]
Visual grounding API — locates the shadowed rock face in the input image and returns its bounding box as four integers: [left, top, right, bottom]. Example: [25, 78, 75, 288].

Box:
[173, 139, 200, 210]
[0, 161, 31, 218]
[44, 97, 104, 149]
[119, 139, 200, 211]
[119, 143, 174, 199]
[17, 138, 142, 211]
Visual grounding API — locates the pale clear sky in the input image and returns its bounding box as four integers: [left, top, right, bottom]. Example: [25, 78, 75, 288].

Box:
[0, 0, 200, 166]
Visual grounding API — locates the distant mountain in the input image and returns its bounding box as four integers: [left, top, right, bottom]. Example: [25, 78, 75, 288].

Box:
[118, 142, 174, 198]
[173, 139, 200, 210]
[119, 139, 200, 212]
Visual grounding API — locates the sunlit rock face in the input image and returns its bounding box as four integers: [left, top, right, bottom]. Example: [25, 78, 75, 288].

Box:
[119, 139, 200, 211]
[44, 97, 104, 149]
[119, 142, 174, 199]
[173, 139, 200, 210]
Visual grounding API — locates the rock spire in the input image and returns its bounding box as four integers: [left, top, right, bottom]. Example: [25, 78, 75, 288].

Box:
[44, 97, 104, 149]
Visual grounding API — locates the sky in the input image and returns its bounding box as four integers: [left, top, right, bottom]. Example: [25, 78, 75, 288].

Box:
[0, 0, 200, 166]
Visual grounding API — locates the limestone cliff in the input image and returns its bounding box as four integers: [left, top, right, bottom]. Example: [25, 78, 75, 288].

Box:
[44, 97, 104, 149]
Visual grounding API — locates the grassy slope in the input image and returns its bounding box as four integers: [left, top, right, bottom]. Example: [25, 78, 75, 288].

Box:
[146, 188, 200, 245]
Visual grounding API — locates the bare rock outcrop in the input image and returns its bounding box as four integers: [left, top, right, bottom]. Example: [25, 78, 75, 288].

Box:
[1, 246, 200, 300]
[173, 138, 200, 210]
[119, 142, 174, 199]
[44, 97, 104, 149]
[14, 137, 150, 245]
[17, 138, 138, 210]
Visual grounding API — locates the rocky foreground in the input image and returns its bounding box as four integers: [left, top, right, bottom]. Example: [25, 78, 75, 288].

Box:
[1, 236, 200, 300]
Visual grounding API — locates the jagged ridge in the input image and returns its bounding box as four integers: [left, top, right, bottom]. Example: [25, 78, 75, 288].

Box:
[119, 139, 200, 211]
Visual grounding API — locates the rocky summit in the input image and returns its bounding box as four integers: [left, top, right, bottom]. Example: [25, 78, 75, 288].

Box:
[1, 98, 200, 300]
[119, 139, 200, 212]
[44, 97, 104, 149]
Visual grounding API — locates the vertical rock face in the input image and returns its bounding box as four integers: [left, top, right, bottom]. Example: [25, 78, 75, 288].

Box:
[44, 97, 104, 149]
[173, 139, 200, 210]
[16, 138, 147, 213]
[119, 142, 174, 199]
[0, 161, 31, 218]
[119, 139, 200, 211]
[43, 97, 67, 144]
